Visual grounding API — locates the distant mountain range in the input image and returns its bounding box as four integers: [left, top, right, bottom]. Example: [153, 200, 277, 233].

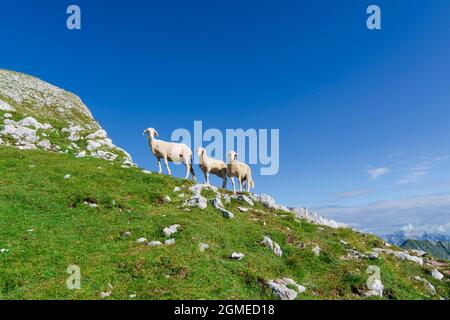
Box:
[382, 231, 450, 246]
[382, 231, 450, 261]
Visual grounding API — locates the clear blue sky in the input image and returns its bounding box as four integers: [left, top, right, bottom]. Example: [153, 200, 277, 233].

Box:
[1, 1, 449, 235]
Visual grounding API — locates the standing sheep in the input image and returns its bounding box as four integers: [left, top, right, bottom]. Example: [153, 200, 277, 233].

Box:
[226, 151, 255, 194]
[196, 147, 227, 188]
[143, 128, 196, 180]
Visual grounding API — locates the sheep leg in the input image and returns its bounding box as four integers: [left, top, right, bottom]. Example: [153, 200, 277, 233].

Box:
[157, 158, 162, 174]
[230, 177, 237, 195]
[184, 163, 190, 180]
[190, 165, 196, 181]
[164, 157, 172, 176]
[238, 177, 243, 193]
[222, 176, 227, 189]
[206, 172, 210, 185]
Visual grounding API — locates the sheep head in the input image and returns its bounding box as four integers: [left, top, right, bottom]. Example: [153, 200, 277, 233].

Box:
[196, 147, 206, 157]
[227, 151, 238, 163]
[143, 127, 159, 138]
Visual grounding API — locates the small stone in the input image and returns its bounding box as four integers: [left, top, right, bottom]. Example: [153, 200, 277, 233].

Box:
[339, 240, 348, 245]
[173, 186, 181, 192]
[312, 245, 321, 257]
[75, 151, 86, 158]
[184, 195, 208, 210]
[210, 197, 223, 209]
[369, 251, 379, 260]
[83, 201, 98, 208]
[142, 170, 152, 174]
[147, 241, 162, 247]
[163, 195, 171, 203]
[64, 174, 71, 179]
[0, 248, 10, 254]
[431, 269, 444, 281]
[262, 236, 283, 257]
[100, 291, 112, 298]
[199, 243, 209, 252]
[136, 237, 147, 244]
[238, 207, 249, 213]
[129, 294, 137, 299]
[281, 278, 306, 294]
[165, 239, 176, 246]
[222, 194, 231, 204]
[230, 252, 245, 260]
[220, 208, 234, 219]
[267, 278, 305, 300]
[122, 231, 132, 237]
[163, 224, 181, 237]
[232, 194, 254, 206]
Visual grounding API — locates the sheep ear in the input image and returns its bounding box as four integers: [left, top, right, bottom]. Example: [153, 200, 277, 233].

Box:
[154, 130, 159, 137]
[234, 153, 238, 160]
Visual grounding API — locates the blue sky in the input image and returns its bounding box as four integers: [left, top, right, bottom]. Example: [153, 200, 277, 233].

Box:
[1, 1, 449, 235]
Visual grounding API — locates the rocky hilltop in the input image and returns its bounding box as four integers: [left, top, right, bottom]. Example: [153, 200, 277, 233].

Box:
[0, 69, 132, 165]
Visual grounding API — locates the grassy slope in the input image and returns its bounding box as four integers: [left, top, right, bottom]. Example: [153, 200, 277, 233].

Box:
[0, 146, 449, 300]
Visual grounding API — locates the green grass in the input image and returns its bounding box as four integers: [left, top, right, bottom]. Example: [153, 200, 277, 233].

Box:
[0, 146, 449, 300]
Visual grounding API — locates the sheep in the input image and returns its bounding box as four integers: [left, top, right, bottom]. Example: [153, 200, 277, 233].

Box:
[226, 151, 255, 194]
[143, 128, 196, 180]
[196, 147, 227, 188]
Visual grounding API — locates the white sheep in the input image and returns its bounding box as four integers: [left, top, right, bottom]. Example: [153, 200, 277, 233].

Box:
[226, 151, 255, 194]
[196, 147, 227, 188]
[143, 128, 196, 180]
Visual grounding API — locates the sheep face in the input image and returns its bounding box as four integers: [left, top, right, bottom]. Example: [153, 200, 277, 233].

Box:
[227, 151, 238, 164]
[196, 147, 206, 157]
[143, 128, 159, 138]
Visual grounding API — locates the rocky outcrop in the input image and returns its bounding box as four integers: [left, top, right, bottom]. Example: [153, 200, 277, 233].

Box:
[0, 69, 133, 165]
[292, 207, 348, 229]
[267, 278, 305, 300]
[248, 192, 347, 230]
[262, 236, 283, 257]
[373, 248, 424, 265]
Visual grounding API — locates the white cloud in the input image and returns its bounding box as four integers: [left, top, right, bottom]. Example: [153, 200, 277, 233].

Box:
[365, 166, 390, 180]
[401, 222, 450, 236]
[396, 170, 427, 184]
[387, 152, 403, 159]
[337, 189, 373, 198]
[316, 193, 450, 235]
[396, 155, 449, 185]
